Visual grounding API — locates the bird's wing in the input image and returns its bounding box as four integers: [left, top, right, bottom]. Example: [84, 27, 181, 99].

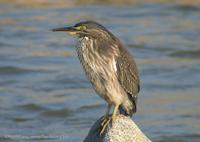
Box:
[116, 46, 140, 112]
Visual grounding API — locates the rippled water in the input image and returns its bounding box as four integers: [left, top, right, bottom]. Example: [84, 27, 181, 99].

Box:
[0, 2, 200, 142]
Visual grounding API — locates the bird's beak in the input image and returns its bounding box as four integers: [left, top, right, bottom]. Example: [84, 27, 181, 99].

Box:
[51, 26, 78, 36]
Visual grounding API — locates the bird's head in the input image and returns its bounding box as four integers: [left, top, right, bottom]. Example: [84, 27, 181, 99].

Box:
[52, 21, 115, 40]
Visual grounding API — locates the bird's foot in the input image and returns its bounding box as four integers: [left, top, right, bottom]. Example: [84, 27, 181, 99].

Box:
[99, 114, 117, 135]
[100, 116, 111, 135]
[101, 115, 109, 126]
[111, 113, 117, 123]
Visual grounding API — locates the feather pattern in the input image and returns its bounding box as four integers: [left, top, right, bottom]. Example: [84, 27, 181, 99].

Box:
[76, 36, 125, 106]
[116, 44, 140, 114]
[54, 21, 140, 118]
[77, 36, 140, 116]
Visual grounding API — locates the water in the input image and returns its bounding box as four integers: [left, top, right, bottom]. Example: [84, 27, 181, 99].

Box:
[0, 2, 200, 142]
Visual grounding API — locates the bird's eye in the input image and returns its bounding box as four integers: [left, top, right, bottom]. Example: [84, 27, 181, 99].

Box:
[74, 25, 86, 30]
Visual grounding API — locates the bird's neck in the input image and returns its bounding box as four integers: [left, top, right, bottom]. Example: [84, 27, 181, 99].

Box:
[77, 36, 93, 53]
[79, 36, 90, 42]
[78, 36, 93, 48]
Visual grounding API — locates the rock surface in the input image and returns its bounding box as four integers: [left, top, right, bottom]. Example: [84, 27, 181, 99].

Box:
[84, 115, 151, 142]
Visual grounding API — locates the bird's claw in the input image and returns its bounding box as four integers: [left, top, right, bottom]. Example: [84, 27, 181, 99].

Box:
[99, 114, 117, 135]
[100, 116, 111, 135]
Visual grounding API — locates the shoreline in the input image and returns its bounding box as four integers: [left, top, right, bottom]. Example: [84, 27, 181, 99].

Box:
[0, 0, 200, 8]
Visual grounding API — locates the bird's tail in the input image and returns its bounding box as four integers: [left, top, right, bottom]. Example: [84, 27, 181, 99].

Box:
[119, 96, 137, 116]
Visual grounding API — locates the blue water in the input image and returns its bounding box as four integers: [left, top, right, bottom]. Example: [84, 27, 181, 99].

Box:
[0, 2, 200, 142]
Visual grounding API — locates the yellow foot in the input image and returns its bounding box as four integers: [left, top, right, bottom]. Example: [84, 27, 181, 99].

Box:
[111, 113, 117, 125]
[99, 104, 119, 135]
[100, 117, 111, 135]
[99, 114, 118, 135]
[101, 115, 109, 126]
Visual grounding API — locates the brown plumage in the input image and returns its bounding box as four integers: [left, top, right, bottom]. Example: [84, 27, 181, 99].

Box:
[52, 21, 140, 133]
[116, 43, 140, 115]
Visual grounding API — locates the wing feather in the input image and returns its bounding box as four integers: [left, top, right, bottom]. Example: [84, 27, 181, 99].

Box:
[116, 46, 140, 113]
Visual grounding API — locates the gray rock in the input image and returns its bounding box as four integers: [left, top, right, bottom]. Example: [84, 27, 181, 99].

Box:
[84, 115, 151, 142]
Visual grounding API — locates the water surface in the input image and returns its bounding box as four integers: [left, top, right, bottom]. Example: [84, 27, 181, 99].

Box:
[0, 2, 200, 142]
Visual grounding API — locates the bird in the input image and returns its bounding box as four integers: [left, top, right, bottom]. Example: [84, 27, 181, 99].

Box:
[52, 21, 140, 134]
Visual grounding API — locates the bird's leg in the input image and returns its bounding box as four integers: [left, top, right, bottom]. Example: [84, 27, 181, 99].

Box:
[100, 118, 111, 135]
[99, 105, 112, 135]
[100, 105, 112, 135]
[101, 104, 111, 126]
[100, 104, 119, 135]
[111, 104, 119, 124]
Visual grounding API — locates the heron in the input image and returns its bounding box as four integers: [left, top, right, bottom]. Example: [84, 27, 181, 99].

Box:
[52, 21, 140, 134]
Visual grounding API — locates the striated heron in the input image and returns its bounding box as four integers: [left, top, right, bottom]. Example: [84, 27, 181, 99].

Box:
[52, 21, 140, 134]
